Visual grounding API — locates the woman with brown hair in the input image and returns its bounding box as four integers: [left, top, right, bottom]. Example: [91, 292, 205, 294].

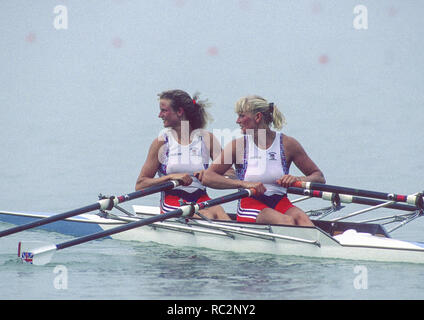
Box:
[135, 89, 231, 220]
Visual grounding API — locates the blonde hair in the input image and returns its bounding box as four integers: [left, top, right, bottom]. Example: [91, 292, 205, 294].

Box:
[234, 95, 286, 130]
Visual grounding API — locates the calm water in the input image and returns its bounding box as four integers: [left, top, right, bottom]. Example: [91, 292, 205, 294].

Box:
[1, 1, 424, 302]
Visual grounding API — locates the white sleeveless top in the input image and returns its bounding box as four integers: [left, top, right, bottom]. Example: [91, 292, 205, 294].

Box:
[236, 132, 289, 196]
[158, 129, 209, 193]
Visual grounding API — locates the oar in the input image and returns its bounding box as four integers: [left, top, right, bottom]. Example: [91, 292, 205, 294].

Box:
[18, 188, 255, 265]
[0, 180, 180, 239]
[286, 187, 420, 212]
[292, 181, 424, 208]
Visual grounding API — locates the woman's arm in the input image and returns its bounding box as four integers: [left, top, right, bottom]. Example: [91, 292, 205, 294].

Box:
[135, 138, 192, 190]
[202, 139, 266, 194]
[208, 131, 236, 178]
[277, 135, 326, 188]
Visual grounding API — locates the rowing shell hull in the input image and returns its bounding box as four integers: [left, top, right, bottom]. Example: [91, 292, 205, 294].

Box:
[124, 206, 424, 264]
[2, 207, 424, 264]
[0, 210, 124, 237]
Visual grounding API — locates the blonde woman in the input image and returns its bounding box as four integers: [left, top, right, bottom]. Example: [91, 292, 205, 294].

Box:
[135, 89, 231, 220]
[202, 95, 325, 226]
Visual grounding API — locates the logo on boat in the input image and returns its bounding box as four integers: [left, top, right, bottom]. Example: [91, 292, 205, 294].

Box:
[21, 252, 34, 264]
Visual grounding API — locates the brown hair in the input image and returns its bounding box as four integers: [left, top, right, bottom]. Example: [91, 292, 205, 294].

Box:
[158, 89, 213, 130]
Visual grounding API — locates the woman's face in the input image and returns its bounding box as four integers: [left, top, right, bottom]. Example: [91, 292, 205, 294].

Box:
[236, 111, 258, 134]
[158, 99, 181, 128]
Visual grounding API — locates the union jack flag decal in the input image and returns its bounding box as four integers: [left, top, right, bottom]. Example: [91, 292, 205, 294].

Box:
[21, 252, 34, 264]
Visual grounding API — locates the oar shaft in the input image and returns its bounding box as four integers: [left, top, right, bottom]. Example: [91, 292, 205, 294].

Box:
[56, 208, 185, 250]
[292, 181, 392, 200]
[115, 181, 178, 202]
[56, 188, 254, 251]
[287, 187, 419, 212]
[197, 189, 253, 210]
[0, 180, 179, 238]
[0, 203, 101, 238]
[292, 181, 423, 207]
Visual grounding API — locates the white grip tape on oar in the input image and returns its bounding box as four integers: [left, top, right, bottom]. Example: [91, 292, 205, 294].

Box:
[407, 194, 423, 207]
[98, 197, 119, 211]
[181, 204, 197, 218]
[339, 194, 354, 203]
[171, 180, 179, 188]
[321, 192, 333, 201]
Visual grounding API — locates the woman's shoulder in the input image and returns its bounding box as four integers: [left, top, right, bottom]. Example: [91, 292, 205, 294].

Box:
[230, 136, 247, 156]
[156, 127, 172, 140]
[150, 136, 167, 151]
[281, 133, 300, 146]
[281, 133, 306, 158]
[192, 128, 213, 139]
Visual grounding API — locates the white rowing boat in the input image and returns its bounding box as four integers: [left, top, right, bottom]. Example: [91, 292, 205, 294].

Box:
[1, 182, 423, 265]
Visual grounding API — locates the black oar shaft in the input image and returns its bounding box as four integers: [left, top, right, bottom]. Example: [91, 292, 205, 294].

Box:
[293, 181, 423, 208]
[287, 187, 418, 212]
[0, 203, 101, 238]
[56, 209, 184, 250]
[293, 182, 395, 200]
[117, 181, 177, 202]
[0, 181, 178, 238]
[197, 189, 252, 210]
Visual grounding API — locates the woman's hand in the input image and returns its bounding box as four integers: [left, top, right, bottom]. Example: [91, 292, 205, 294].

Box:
[168, 173, 193, 186]
[241, 181, 267, 196]
[193, 170, 205, 182]
[276, 175, 302, 188]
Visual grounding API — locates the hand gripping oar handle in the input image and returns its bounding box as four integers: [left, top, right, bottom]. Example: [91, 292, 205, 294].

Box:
[20, 188, 255, 265]
[292, 181, 424, 208]
[0, 180, 180, 238]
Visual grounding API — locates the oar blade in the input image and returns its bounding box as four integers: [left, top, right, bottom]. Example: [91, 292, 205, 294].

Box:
[18, 241, 57, 265]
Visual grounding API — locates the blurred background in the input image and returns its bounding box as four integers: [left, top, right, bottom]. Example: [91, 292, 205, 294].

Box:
[0, 1, 423, 217]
